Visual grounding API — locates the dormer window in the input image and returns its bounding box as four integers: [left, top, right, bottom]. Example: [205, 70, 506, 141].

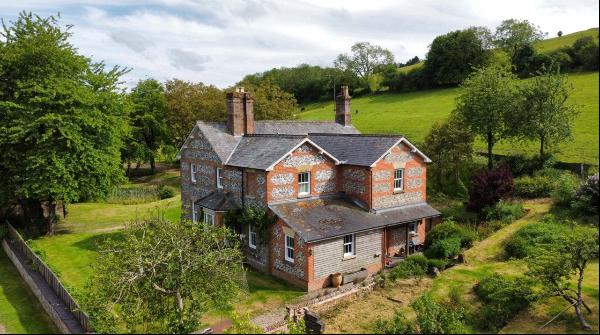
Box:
[394, 168, 404, 191]
[216, 168, 224, 189]
[190, 163, 197, 183]
[298, 172, 310, 196]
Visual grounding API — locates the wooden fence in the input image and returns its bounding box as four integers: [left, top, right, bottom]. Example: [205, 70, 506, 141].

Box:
[6, 223, 92, 333]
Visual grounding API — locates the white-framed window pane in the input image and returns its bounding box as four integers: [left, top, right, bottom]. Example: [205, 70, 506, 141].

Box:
[409, 221, 417, 233]
[249, 225, 257, 249]
[192, 202, 198, 222]
[343, 234, 354, 256]
[285, 235, 294, 262]
[216, 168, 224, 188]
[191, 163, 197, 183]
[394, 168, 404, 190]
[298, 172, 310, 195]
[203, 211, 214, 226]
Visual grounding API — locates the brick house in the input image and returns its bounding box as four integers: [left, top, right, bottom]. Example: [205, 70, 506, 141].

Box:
[178, 86, 440, 291]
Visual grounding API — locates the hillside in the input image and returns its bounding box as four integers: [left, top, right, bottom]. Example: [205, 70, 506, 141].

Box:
[299, 71, 599, 164]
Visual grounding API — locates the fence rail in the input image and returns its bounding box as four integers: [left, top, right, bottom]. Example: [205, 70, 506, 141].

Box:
[6, 223, 92, 333]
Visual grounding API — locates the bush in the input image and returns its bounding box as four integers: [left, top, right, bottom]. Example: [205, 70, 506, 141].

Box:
[467, 164, 514, 213]
[427, 258, 449, 271]
[572, 174, 599, 215]
[502, 153, 555, 177]
[439, 203, 479, 225]
[477, 220, 507, 239]
[424, 220, 476, 250]
[514, 175, 554, 198]
[388, 255, 428, 281]
[411, 294, 467, 334]
[551, 173, 579, 207]
[424, 237, 461, 259]
[373, 310, 415, 334]
[504, 218, 569, 259]
[482, 200, 525, 223]
[157, 185, 176, 199]
[474, 273, 535, 332]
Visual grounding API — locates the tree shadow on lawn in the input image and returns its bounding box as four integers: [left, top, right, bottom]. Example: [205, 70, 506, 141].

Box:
[70, 231, 125, 252]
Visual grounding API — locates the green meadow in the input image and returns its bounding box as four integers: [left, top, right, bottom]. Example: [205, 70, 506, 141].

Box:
[300, 71, 599, 164]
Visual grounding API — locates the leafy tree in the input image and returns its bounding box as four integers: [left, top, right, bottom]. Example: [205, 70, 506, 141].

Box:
[164, 79, 225, 147]
[558, 30, 563, 37]
[493, 19, 547, 63]
[512, 67, 579, 156]
[569, 36, 599, 70]
[411, 294, 467, 334]
[373, 310, 415, 334]
[526, 226, 599, 330]
[85, 217, 246, 333]
[0, 12, 128, 234]
[237, 80, 299, 120]
[455, 65, 521, 169]
[424, 113, 474, 195]
[335, 42, 394, 90]
[425, 28, 488, 85]
[404, 56, 421, 66]
[572, 174, 599, 215]
[128, 79, 169, 173]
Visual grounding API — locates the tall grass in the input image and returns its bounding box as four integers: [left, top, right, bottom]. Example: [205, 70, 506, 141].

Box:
[104, 185, 159, 205]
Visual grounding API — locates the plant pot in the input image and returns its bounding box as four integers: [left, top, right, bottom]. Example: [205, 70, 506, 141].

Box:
[331, 272, 343, 288]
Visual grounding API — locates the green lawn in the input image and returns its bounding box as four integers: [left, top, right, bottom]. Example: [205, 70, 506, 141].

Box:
[534, 28, 599, 53]
[0, 249, 58, 334]
[300, 71, 599, 164]
[26, 168, 303, 329]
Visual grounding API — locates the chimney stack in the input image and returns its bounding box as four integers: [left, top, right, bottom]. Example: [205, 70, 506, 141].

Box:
[335, 86, 351, 127]
[227, 87, 254, 136]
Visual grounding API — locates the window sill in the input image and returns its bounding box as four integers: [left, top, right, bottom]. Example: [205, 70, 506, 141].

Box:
[297, 194, 311, 199]
[284, 258, 295, 264]
[342, 255, 356, 261]
[249, 245, 257, 250]
[393, 189, 404, 194]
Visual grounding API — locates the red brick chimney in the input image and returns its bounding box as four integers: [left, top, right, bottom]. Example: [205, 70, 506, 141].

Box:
[227, 87, 254, 136]
[335, 85, 351, 127]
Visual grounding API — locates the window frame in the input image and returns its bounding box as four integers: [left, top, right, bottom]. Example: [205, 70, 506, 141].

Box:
[298, 171, 311, 196]
[394, 168, 404, 191]
[249, 225, 257, 249]
[285, 235, 295, 263]
[203, 209, 214, 226]
[409, 221, 417, 233]
[216, 168, 224, 189]
[192, 202, 199, 223]
[190, 163, 197, 183]
[343, 234, 355, 258]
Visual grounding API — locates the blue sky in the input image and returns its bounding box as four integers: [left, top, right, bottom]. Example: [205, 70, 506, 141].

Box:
[1, 0, 598, 88]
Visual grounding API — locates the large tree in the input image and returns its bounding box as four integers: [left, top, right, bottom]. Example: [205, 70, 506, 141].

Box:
[128, 79, 169, 173]
[424, 113, 474, 196]
[164, 79, 225, 146]
[0, 12, 128, 234]
[512, 67, 580, 156]
[237, 80, 299, 121]
[85, 218, 246, 333]
[335, 42, 394, 90]
[527, 227, 599, 330]
[425, 28, 488, 85]
[455, 65, 521, 169]
[493, 19, 547, 63]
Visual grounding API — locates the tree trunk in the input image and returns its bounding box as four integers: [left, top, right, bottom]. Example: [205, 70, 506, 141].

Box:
[150, 155, 156, 174]
[540, 135, 545, 156]
[487, 132, 494, 170]
[126, 161, 131, 177]
[575, 266, 592, 330]
[46, 200, 58, 236]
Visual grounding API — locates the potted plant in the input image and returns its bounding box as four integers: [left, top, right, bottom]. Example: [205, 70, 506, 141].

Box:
[331, 272, 343, 288]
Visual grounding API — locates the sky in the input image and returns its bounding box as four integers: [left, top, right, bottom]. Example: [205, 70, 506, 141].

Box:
[1, 0, 598, 89]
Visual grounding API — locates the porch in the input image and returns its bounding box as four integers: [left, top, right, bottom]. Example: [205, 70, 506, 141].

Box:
[383, 220, 428, 268]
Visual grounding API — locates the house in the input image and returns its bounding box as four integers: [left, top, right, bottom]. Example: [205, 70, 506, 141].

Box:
[178, 86, 441, 291]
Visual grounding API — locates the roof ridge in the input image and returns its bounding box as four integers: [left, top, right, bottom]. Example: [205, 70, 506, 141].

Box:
[255, 120, 339, 123]
[309, 133, 402, 138]
[244, 134, 307, 138]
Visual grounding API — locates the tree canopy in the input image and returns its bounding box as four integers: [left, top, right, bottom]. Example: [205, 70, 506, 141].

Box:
[493, 19, 547, 62]
[0, 12, 129, 234]
[335, 42, 395, 90]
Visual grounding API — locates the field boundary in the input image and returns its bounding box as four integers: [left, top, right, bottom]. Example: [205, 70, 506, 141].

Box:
[2, 223, 90, 333]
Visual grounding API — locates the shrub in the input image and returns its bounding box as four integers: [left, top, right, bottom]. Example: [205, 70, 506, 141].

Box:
[373, 310, 415, 334]
[477, 220, 507, 239]
[474, 273, 535, 332]
[424, 220, 476, 250]
[514, 175, 554, 198]
[482, 200, 525, 223]
[551, 173, 579, 207]
[572, 174, 599, 215]
[467, 164, 514, 213]
[411, 294, 467, 334]
[157, 185, 175, 199]
[504, 219, 569, 259]
[424, 237, 461, 259]
[439, 203, 478, 225]
[427, 258, 449, 271]
[389, 255, 428, 281]
[502, 153, 555, 177]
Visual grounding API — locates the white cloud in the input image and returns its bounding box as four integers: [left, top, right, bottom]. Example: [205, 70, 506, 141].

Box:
[0, 0, 598, 88]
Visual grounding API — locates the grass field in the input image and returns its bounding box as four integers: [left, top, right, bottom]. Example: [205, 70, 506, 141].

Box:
[0, 249, 58, 334]
[321, 200, 599, 334]
[300, 71, 599, 164]
[534, 28, 599, 53]
[25, 167, 303, 329]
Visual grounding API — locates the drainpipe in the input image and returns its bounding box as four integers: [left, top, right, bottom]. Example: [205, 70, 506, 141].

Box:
[241, 167, 245, 209]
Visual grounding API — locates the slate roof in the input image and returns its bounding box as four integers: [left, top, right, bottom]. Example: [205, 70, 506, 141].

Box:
[309, 134, 402, 166]
[226, 135, 306, 170]
[194, 191, 239, 211]
[195, 122, 240, 162]
[269, 196, 441, 242]
[254, 121, 359, 135]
